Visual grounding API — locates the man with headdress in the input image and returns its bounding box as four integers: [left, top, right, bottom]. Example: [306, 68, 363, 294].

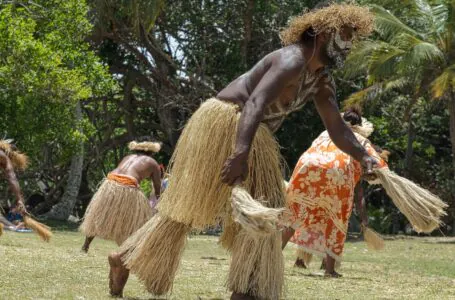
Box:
[108, 3, 377, 299]
[282, 107, 389, 277]
[0, 140, 28, 230]
[79, 140, 162, 253]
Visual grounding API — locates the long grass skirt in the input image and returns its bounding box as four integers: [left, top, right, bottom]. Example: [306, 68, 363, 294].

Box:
[121, 98, 285, 297]
[79, 179, 152, 245]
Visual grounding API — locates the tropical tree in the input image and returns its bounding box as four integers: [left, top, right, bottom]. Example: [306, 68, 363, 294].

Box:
[344, 0, 455, 229]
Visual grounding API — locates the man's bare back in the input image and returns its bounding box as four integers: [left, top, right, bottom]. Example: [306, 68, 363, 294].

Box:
[217, 44, 306, 108]
[112, 154, 161, 197]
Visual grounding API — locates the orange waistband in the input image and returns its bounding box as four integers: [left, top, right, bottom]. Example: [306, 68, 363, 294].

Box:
[107, 173, 139, 188]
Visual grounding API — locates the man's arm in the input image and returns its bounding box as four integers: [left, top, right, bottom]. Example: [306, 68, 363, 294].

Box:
[354, 182, 368, 226]
[149, 162, 162, 199]
[221, 53, 303, 185]
[0, 152, 25, 213]
[313, 84, 376, 171]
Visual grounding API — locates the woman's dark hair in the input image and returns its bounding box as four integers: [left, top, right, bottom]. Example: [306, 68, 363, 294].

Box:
[343, 106, 362, 126]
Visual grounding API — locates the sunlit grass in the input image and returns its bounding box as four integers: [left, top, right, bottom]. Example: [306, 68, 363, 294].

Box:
[1, 231, 454, 299]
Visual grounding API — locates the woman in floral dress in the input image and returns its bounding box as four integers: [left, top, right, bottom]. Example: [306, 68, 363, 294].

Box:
[282, 107, 388, 277]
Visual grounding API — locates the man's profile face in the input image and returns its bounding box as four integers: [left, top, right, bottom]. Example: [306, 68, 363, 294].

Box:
[320, 25, 356, 68]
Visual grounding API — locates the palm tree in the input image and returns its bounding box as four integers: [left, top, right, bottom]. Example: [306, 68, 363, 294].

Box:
[344, 0, 455, 175]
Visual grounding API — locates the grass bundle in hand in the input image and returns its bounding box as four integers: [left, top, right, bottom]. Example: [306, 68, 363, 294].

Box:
[361, 224, 384, 250]
[373, 168, 448, 233]
[231, 186, 284, 235]
[23, 215, 52, 242]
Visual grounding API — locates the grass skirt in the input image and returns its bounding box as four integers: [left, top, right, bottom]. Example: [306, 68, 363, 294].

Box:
[79, 179, 152, 245]
[121, 98, 285, 297]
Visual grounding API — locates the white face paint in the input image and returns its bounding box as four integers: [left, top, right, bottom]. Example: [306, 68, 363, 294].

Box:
[325, 31, 353, 68]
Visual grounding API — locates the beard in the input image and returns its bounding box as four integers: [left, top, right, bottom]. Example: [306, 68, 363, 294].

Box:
[324, 32, 351, 69]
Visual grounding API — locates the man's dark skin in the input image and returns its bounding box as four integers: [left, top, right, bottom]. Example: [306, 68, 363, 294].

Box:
[81, 152, 161, 253]
[0, 148, 26, 219]
[109, 26, 377, 299]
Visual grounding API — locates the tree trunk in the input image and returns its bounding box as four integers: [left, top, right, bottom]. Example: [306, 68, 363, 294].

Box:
[241, 0, 254, 69]
[404, 118, 416, 177]
[447, 95, 455, 235]
[43, 103, 84, 220]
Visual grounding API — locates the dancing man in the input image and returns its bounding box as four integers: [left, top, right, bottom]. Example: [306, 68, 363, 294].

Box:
[0, 140, 28, 231]
[109, 3, 376, 299]
[80, 140, 162, 252]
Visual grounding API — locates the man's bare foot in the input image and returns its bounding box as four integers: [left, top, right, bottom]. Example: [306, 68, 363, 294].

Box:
[324, 270, 342, 278]
[294, 258, 307, 269]
[231, 292, 255, 300]
[108, 253, 129, 297]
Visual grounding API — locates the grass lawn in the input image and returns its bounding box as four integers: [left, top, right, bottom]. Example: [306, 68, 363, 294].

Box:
[0, 230, 454, 299]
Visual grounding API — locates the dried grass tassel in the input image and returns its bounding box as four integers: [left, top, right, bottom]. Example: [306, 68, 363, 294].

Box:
[373, 168, 448, 233]
[23, 215, 52, 242]
[361, 224, 384, 250]
[231, 186, 284, 235]
[296, 248, 313, 266]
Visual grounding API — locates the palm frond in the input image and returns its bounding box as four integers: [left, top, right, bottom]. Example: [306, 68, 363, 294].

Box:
[392, 33, 445, 67]
[368, 44, 405, 80]
[384, 77, 411, 91]
[371, 5, 421, 41]
[342, 84, 382, 108]
[344, 41, 381, 79]
[431, 64, 455, 98]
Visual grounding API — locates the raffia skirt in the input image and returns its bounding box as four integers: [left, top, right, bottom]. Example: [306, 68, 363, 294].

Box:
[120, 98, 285, 299]
[80, 177, 153, 245]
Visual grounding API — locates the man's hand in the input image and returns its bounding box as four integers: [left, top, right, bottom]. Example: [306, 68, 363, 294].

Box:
[361, 154, 378, 181]
[221, 152, 248, 186]
[16, 200, 26, 215]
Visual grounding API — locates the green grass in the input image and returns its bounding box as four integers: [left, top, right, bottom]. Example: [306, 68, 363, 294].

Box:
[1, 231, 454, 299]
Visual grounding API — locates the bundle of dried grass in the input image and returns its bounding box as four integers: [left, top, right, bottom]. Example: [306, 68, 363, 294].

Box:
[228, 230, 284, 300]
[80, 179, 152, 245]
[296, 248, 313, 266]
[121, 215, 190, 295]
[361, 224, 384, 250]
[231, 186, 284, 235]
[23, 215, 52, 242]
[0, 140, 29, 170]
[373, 168, 448, 233]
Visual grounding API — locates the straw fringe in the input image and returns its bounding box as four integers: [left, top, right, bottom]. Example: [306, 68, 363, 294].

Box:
[121, 215, 190, 295]
[158, 98, 285, 229]
[128, 141, 161, 153]
[362, 225, 384, 250]
[373, 168, 448, 233]
[80, 179, 152, 245]
[228, 230, 284, 300]
[280, 3, 374, 46]
[296, 248, 313, 266]
[23, 215, 52, 242]
[0, 140, 28, 170]
[231, 186, 284, 235]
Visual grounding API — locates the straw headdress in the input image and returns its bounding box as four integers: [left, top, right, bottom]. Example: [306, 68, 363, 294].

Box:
[128, 141, 161, 153]
[0, 140, 29, 170]
[280, 3, 374, 46]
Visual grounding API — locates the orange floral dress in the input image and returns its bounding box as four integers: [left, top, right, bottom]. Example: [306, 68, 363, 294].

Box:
[285, 131, 387, 261]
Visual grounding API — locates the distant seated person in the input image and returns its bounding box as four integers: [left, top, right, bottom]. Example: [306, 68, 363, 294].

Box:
[7, 206, 27, 229]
